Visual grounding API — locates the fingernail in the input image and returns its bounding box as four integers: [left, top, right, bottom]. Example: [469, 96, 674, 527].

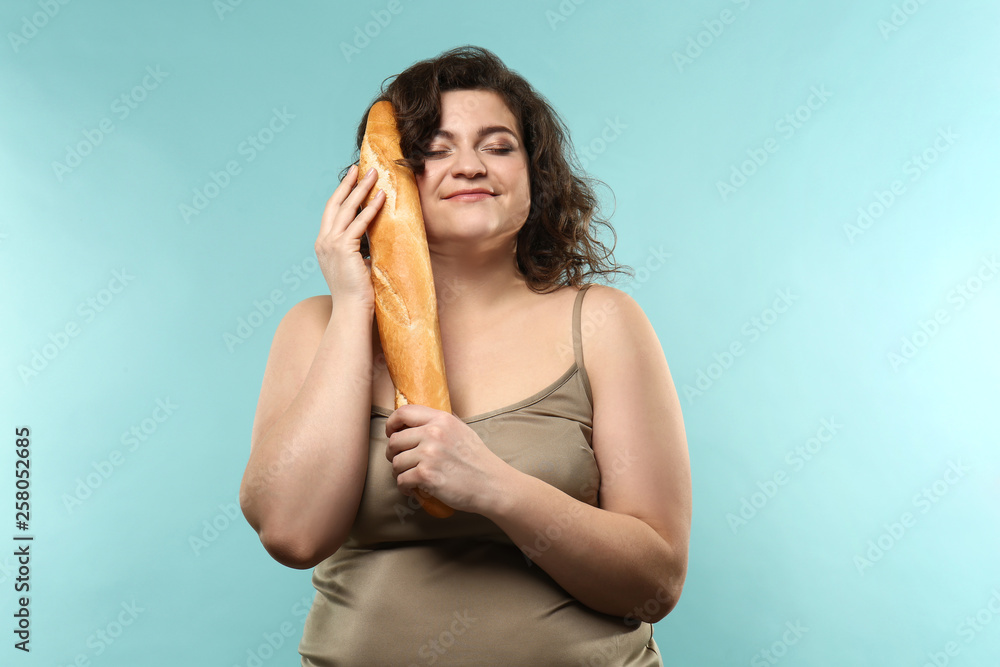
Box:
[366, 167, 376, 178]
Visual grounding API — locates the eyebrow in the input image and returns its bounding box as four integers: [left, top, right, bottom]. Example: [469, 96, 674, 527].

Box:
[432, 125, 519, 141]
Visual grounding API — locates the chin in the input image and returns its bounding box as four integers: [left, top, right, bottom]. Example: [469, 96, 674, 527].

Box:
[427, 216, 503, 237]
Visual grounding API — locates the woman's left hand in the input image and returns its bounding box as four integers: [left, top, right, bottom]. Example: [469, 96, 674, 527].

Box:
[385, 404, 513, 515]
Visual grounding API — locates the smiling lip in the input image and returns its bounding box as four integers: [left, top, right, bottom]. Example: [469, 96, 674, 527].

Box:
[444, 189, 495, 201]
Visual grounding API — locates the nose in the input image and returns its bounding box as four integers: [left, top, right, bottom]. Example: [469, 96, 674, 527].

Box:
[449, 145, 487, 179]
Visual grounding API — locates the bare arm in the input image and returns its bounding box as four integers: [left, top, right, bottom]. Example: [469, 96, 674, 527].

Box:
[239, 296, 375, 568]
[240, 165, 386, 569]
[481, 286, 691, 621]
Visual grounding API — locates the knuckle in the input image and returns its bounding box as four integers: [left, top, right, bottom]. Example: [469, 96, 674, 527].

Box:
[422, 441, 438, 457]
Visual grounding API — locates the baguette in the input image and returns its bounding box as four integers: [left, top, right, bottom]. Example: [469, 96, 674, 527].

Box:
[359, 100, 454, 519]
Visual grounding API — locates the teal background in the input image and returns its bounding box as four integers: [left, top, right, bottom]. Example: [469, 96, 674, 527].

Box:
[3, 0, 999, 665]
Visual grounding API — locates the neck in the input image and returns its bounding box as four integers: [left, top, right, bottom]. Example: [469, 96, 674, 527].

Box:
[429, 238, 526, 324]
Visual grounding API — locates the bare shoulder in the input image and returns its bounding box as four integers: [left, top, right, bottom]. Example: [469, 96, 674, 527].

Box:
[283, 294, 333, 326]
[579, 284, 658, 362]
[579, 283, 677, 416]
[580, 283, 643, 313]
[266, 294, 337, 386]
[250, 295, 334, 451]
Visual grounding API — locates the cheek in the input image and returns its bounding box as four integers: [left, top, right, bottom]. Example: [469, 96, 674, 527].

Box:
[515, 171, 531, 214]
[414, 174, 437, 211]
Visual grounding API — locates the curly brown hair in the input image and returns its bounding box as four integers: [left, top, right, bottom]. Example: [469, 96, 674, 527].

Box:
[346, 45, 634, 294]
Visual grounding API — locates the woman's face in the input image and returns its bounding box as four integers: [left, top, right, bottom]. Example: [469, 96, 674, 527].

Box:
[415, 89, 531, 249]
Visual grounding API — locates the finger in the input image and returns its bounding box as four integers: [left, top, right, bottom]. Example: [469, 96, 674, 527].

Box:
[388, 447, 420, 478]
[398, 468, 444, 499]
[319, 164, 359, 235]
[343, 188, 386, 239]
[384, 403, 433, 438]
[320, 166, 379, 237]
[384, 427, 420, 462]
[340, 167, 380, 218]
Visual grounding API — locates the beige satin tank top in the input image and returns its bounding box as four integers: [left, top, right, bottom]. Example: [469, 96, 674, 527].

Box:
[299, 284, 663, 666]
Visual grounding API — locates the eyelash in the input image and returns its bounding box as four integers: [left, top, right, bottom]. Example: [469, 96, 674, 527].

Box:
[425, 146, 515, 157]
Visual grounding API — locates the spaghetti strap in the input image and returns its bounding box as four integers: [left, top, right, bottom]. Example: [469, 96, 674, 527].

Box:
[572, 284, 594, 406]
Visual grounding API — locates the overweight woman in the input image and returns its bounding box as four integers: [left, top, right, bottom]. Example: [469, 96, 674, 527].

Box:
[239, 45, 691, 666]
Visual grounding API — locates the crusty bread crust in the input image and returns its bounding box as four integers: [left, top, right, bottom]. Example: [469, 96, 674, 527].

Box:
[359, 101, 454, 517]
[360, 101, 452, 415]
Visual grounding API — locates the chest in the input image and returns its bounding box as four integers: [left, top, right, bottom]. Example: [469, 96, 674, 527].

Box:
[352, 402, 597, 547]
[369, 291, 578, 419]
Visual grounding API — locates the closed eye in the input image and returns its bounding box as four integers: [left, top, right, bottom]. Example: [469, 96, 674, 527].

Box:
[424, 145, 516, 158]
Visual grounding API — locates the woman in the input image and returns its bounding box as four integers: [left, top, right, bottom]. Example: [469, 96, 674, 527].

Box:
[240, 45, 691, 666]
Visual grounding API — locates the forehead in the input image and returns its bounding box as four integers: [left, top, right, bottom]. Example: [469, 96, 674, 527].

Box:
[438, 89, 520, 137]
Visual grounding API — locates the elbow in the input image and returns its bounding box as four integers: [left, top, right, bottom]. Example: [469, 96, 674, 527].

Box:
[631, 578, 684, 624]
[633, 552, 687, 623]
[257, 528, 340, 570]
[648, 582, 683, 623]
[240, 487, 343, 569]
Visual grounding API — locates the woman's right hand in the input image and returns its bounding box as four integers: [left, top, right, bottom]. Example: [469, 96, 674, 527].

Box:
[315, 164, 386, 309]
